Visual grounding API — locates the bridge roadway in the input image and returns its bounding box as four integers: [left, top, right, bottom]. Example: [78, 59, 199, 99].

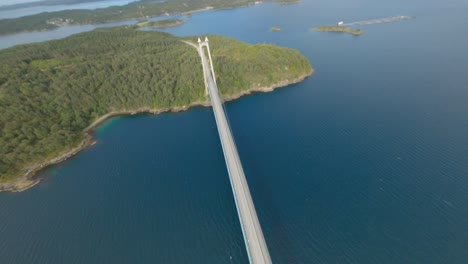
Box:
[187, 39, 272, 264]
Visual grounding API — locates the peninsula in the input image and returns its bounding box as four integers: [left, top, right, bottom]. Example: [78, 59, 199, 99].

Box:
[313, 26, 363, 36]
[0, 27, 313, 191]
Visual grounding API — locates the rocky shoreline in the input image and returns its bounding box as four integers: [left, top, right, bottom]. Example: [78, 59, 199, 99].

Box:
[0, 72, 311, 193]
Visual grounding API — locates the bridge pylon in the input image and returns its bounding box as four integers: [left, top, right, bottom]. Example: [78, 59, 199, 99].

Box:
[198, 37, 217, 94]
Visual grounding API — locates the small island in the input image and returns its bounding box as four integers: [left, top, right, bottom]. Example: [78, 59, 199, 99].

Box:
[274, 0, 300, 4]
[271, 27, 281, 32]
[0, 27, 313, 191]
[313, 26, 363, 36]
[136, 19, 185, 29]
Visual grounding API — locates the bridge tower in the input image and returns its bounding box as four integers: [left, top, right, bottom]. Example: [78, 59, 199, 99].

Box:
[198, 36, 217, 95]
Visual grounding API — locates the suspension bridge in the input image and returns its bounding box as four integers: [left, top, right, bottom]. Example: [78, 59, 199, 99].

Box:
[184, 37, 272, 264]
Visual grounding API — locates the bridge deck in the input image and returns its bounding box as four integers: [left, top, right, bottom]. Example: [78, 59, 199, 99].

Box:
[191, 40, 272, 264]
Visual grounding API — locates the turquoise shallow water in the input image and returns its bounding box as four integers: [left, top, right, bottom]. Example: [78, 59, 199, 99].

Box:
[1, 0, 468, 263]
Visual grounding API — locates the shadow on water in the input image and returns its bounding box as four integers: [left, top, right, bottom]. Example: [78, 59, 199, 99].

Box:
[239, 144, 300, 263]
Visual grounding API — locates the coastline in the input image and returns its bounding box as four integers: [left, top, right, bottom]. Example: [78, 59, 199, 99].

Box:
[0, 71, 311, 193]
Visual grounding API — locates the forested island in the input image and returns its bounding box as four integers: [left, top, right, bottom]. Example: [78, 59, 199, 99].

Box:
[0, 27, 313, 191]
[136, 19, 186, 28]
[313, 26, 363, 36]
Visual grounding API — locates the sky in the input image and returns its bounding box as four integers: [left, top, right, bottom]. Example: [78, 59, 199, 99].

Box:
[0, 0, 44, 7]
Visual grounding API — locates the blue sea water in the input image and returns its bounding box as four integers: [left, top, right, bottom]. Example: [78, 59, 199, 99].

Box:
[1, 0, 468, 263]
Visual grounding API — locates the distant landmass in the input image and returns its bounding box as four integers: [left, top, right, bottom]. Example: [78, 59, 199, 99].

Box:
[0, 27, 313, 191]
[0, 0, 264, 35]
[0, 0, 109, 10]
